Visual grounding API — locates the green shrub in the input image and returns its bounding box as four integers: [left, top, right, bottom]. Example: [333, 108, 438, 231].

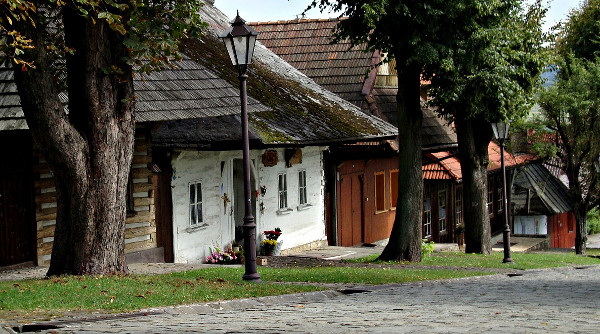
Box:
[588, 208, 600, 235]
[422, 239, 434, 258]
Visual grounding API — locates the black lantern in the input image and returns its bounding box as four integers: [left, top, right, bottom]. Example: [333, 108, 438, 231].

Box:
[491, 122, 510, 141]
[491, 121, 513, 263]
[220, 12, 261, 281]
[219, 12, 258, 74]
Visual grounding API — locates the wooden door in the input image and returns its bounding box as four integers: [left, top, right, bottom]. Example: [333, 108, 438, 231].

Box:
[153, 156, 174, 263]
[0, 135, 36, 267]
[338, 173, 364, 246]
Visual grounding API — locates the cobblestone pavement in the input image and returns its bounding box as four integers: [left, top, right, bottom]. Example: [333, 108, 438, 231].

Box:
[5, 265, 600, 333]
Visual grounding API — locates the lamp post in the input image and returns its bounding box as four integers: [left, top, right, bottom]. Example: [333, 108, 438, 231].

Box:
[491, 121, 513, 263]
[220, 12, 260, 281]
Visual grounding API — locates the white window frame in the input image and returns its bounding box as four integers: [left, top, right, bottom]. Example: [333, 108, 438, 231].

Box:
[297, 169, 311, 210]
[277, 173, 292, 214]
[497, 184, 504, 213]
[455, 188, 463, 226]
[438, 188, 447, 232]
[424, 198, 432, 238]
[189, 180, 204, 228]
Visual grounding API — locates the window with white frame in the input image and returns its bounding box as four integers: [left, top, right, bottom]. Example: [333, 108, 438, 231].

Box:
[189, 181, 203, 226]
[298, 170, 307, 206]
[455, 188, 463, 226]
[438, 187, 447, 232]
[423, 198, 432, 238]
[497, 184, 504, 213]
[278, 173, 288, 209]
[487, 180, 494, 216]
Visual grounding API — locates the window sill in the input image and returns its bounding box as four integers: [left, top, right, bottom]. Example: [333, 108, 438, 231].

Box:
[297, 204, 313, 211]
[276, 208, 294, 216]
[186, 223, 209, 233]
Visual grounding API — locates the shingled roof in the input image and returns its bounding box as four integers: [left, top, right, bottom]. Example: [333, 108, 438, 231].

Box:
[512, 162, 573, 215]
[249, 18, 457, 151]
[0, 3, 397, 148]
[422, 142, 538, 181]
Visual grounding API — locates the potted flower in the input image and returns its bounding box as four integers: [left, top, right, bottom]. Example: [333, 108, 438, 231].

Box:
[205, 245, 241, 264]
[262, 228, 282, 256]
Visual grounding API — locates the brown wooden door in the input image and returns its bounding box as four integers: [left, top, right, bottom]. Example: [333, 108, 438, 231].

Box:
[338, 173, 363, 246]
[0, 135, 36, 267]
[153, 158, 174, 263]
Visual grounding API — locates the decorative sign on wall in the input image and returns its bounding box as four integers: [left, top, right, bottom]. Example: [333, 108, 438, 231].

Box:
[285, 148, 302, 167]
[262, 150, 278, 167]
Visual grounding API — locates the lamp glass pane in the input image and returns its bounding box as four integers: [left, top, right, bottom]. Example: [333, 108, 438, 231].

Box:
[246, 35, 257, 64]
[233, 35, 249, 65]
[222, 37, 237, 66]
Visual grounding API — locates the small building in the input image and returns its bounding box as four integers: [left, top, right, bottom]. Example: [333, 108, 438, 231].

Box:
[511, 162, 575, 248]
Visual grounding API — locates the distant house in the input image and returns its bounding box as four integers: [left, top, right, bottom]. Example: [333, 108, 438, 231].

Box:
[422, 142, 540, 244]
[511, 162, 575, 248]
[0, 4, 396, 268]
[250, 18, 457, 246]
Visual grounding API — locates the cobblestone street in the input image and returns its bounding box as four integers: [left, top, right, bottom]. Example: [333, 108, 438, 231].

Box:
[6, 265, 600, 333]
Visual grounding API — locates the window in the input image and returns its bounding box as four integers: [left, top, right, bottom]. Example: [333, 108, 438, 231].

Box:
[278, 173, 288, 209]
[189, 181, 203, 226]
[375, 172, 385, 212]
[455, 188, 463, 226]
[439, 187, 447, 232]
[390, 169, 399, 209]
[497, 184, 504, 213]
[487, 180, 494, 216]
[423, 198, 432, 238]
[126, 171, 135, 215]
[298, 170, 307, 206]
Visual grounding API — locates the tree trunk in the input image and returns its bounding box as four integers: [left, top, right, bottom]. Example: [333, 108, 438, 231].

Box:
[454, 115, 492, 254]
[13, 7, 135, 275]
[573, 203, 588, 254]
[378, 62, 423, 262]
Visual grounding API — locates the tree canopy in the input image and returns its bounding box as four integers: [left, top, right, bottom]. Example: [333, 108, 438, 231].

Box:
[537, 0, 600, 254]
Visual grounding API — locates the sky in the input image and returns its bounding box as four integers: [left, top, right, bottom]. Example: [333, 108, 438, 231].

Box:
[213, 0, 581, 32]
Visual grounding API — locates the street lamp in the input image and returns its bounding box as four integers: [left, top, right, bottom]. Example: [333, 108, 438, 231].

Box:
[491, 121, 513, 263]
[220, 12, 261, 281]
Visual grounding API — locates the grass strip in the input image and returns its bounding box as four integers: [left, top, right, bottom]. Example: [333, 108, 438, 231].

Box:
[349, 251, 600, 270]
[0, 266, 488, 314]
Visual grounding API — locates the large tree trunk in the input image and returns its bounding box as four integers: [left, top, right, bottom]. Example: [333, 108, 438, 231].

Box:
[13, 7, 135, 275]
[378, 62, 423, 262]
[573, 201, 588, 255]
[454, 115, 492, 254]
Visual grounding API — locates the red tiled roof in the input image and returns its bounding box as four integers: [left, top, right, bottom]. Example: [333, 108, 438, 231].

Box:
[250, 19, 371, 107]
[423, 142, 538, 181]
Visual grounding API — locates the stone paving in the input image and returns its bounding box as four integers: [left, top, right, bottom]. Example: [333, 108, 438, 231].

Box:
[4, 265, 600, 333]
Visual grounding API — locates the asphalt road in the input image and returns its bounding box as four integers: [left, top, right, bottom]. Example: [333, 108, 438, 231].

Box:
[5, 265, 600, 333]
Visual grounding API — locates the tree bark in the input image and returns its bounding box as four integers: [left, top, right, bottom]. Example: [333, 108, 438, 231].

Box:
[13, 7, 135, 275]
[378, 62, 423, 262]
[573, 202, 588, 255]
[454, 115, 492, 254]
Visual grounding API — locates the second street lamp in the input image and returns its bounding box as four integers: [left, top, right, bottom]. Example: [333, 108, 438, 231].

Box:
[491, 121, 513, 263]
[220, 12, 261, 281]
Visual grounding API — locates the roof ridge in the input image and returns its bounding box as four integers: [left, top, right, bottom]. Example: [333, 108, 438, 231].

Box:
[249, 17, 343, 25]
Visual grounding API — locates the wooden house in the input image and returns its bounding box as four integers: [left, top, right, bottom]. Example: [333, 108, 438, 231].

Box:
[250, 19, 458, 246]
[511, 162, 575, 248]
[0, 4, 397, 269]
[421, 142, 538, 244]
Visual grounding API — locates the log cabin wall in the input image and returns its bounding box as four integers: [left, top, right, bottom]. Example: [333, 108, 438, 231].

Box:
[34, 127, 158, 266]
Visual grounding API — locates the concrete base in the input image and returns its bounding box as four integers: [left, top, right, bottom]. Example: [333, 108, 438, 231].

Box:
[126, 247, 165, 264]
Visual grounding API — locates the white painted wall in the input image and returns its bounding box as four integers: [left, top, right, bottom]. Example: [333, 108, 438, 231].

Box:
[513, 215, 548, 235]
[170, 146, 327, 264]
